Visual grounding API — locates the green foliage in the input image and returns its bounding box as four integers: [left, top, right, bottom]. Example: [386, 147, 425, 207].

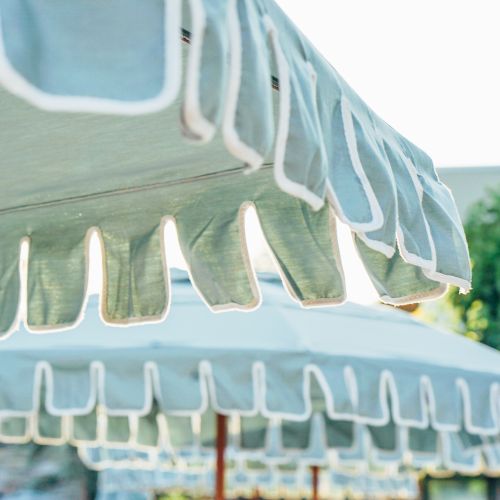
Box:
[449, 188, 500, 349]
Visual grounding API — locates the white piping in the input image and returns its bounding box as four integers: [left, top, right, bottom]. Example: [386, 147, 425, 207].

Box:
[338, 97, 385, 232]
[395, 151, 438, 271]
[264, 16, 324, 211]
[222, 0, 265, 170]
[0, 0, 182, 114]
[182, 0, 217, 142]
[0, 359, 497, 441]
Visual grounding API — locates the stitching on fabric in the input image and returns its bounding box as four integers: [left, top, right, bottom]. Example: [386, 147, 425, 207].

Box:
[0, 165, 269, 216]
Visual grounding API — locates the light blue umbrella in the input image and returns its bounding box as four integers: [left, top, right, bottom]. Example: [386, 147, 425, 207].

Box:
[0, 0, 470, 335]
[93, 464, 419, 500]
[79, 445, 421, 498]
[0, 271, 497, 499]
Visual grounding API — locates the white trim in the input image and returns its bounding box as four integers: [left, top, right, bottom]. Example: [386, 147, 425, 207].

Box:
[86, 449, 420, 496]
[99, 219, 172, 327]
[151, 358, 209, 418]
[369, 425, 406, 466]
[247, 204, 346, 310]
[32, 413, 70, 446]
[201, 360, 261, 418]
[45, 361, 98, 416]
[395, 151, 437, 272]
[0, 0, 182, 114]
[69, 405, 106, 447]
[98, 362, 153, 418]
[78, 446, 156, 472]
[337, 97, 385, 232]
[222, 0, 266, 171]
[384, 372, 429, 429]
[391, 143, 471, 293]
[404, 427, 442, 470]
[328, 109, 470, 295]
[326, 208, 348, 305]
[0, 237, 28, 340]
[352, 230, 449, 306]
[379, 284, 448, 307]
[421, 376, 462, 434]
[264, 16, 325, 212]
[182, 0, 217, 142]
[167, 206, 262, 316]
[374, 134, 471, 292]
[6, 224, 173, 336]
[481, 436, 500, 472]
[0, 415, 31, 444]
[356, 231, 395, 259]
[13, 203, 259, 336]
[441, 431, 483, 474]
[25, 227, 96, 334]
[0, 359, 498, 442]
[396, 226, 433, 269]
[2, 197, 343, 336]
[458, 378, 500, 436]
[423, 269, 472, 294]
[302, 66, 386, 279]
[76, 420, 496, 478]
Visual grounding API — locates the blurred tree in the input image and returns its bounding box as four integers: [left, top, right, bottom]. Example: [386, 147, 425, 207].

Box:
[448, 188, 500, 349]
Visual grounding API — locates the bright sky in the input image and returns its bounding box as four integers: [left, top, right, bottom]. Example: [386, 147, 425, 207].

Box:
[277, 0, 500, 167]
[89, 1, 499, 305]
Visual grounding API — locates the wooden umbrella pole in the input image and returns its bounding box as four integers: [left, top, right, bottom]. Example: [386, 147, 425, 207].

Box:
[311, 465, 320, 500]
[215, 413, 227, 500]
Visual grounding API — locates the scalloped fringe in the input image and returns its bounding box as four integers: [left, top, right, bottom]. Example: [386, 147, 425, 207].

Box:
[91, 460, 420, 499]
[0, 358, 497, 474]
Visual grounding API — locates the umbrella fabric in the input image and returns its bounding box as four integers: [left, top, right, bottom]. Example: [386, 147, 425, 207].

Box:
[75, 417, 498, 476]
[0, 0, 470, 334]
[93, 463, 419, 499]
[0, 272, 497, 475]
[0, 443, 92, 500]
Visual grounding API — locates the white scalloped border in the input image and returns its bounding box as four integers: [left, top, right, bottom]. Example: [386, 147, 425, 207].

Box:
[0, 358, 497, 474]
[90, 457, 419, 498]
[0, 0, 182, 114]
[1, 359, 497, 434]
[222, 0, 267, 171]
[181, 0, 217, 143]
[1, 199, 351, 337]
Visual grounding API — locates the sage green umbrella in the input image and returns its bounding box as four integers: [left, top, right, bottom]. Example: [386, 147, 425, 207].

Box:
[0, 0, 470, 335]
[0, 272, 497, 500]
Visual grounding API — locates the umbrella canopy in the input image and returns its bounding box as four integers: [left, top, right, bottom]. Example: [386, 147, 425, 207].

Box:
[0, 0, 470, 334]
[93, 463, 419, 499]
[0, 272, 497, 477]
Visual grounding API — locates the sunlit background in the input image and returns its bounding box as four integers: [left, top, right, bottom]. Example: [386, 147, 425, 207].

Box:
[276, 0, 500, 168]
